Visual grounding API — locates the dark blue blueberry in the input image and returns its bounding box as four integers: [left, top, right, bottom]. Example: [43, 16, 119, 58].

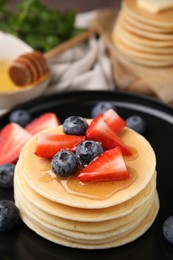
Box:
[63, 116, 88, 136]
[0, 200, 20, 232]
[9, 110, 31, 127]
[91, 102, 117, 118]
[163, 216, 173, 244]
[126, 115, 146, 134]
[51, 150, 78, 177]
[0, 164, 15, 188]
[76, 140, 103, 166]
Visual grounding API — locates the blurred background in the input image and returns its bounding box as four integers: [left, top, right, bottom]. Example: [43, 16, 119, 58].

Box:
[9, 0, 121, 12]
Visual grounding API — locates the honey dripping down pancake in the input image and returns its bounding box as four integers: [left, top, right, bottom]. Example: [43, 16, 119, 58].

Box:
[14, 114, 159, 249]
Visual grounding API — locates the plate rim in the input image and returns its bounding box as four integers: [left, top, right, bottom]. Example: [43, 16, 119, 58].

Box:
[0, 90, 173, 119]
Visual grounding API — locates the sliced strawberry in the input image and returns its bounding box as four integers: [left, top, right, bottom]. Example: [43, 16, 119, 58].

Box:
[102, 109, 126, 133]
[35, 133, 85, 158]
[86, 115, 131, 156]
[25, 112, 60, 135]
[78, 146, 129, 182]
[0, 123, 31, 165]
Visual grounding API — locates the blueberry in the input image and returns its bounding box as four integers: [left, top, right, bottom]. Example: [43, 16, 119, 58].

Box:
[126, 115, 146, 134]
[52, 150, 78, 177]
[63, 116, 88, 136]
[76, 140, 103, 166]
[9, 110, 31, 127]
[163, 216, 173, 244]
[91, 102, 117, 118]
[0, 164, 15, 188]
[0, 200, 20, 232]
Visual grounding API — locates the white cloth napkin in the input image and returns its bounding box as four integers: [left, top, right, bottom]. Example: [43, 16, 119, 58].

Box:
[47, 36, 114, 94]
[46, 11, 115, 94]
[45, 11, 114, 94]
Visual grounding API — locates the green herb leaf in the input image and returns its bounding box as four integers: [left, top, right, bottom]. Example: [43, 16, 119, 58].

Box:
[0, 0, 85, 52]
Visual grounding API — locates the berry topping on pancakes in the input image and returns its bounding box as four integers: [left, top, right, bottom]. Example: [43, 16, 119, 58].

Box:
[77, 146, 129, 182]
[86, 114, 131, 155]
[76, 140, 103, 166]
[103, 109, 126, 133]
[52, 150, 79, 178]
[63, 116, 88, 136]
[35, 110, 132, 182]
[35, 133, 85, 158]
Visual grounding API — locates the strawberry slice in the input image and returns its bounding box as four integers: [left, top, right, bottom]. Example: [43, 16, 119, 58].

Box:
[25, 112, 60, 135]
[86, 115, 131, 156]
[0, 123, 31, 165]
[102, 109, 126, 133]
[78, 146, 129, 182]
[35, 133, 85, 158]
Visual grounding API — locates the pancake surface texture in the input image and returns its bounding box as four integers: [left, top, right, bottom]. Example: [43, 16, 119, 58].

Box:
[14, 122, 159, 249]
[112, 0, 173, 67]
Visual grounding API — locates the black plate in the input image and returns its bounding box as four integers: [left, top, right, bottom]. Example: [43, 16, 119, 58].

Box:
[0, 90, 173, 260]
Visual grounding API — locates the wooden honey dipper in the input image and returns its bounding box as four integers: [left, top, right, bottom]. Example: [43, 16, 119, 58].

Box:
[9, 51, 48, 86]
[9, 30, 95, 86]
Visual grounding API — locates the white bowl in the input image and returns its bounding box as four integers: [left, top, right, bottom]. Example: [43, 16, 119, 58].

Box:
[0, 32, 50, 109]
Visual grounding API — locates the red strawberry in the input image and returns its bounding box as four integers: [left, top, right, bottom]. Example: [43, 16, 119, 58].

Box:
[86, 115, 131, 156]
[102, 109, 126, 133]
[78, 146, 129, 182]
[35, 133, 85, 158]
[0, 123, 31, 165]
[25, 112, 60, 135]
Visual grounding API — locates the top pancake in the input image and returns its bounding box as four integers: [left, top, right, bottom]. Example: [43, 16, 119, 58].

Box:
[17, 123, 156, 209]
[123, 0, 173, 27]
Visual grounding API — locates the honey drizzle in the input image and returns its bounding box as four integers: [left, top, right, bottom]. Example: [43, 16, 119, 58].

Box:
[39, 147, 139, 201]
[61, 168, 137, 200]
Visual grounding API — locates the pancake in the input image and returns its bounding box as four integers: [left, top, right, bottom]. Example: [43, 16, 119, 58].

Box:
[112, 22, 173, 48]
[16, 193, 154, 242]
[115, 37, 173, 61]
[14, 166, 156, 222]
[18, 126, 156, 209]
[112, 2, 173, 67]
[121, 11, 173, 33]
[123, 0, 173, 27]
[119, 17, 173, 41]
[14, 120, 159, 249]
[15, 175, 155, 234]
[15, 192, 159, 249]
[114, 24, 173, 54]
[15, 166, 157, 221]
[114, 40, 173, 67]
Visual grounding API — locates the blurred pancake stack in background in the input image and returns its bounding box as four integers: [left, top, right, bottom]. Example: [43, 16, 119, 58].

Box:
[112, 0, 173, 67]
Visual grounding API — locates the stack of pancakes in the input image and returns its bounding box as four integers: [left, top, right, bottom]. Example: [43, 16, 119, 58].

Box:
[112, 0, 173, 67]
[14, 125, 159, 249]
